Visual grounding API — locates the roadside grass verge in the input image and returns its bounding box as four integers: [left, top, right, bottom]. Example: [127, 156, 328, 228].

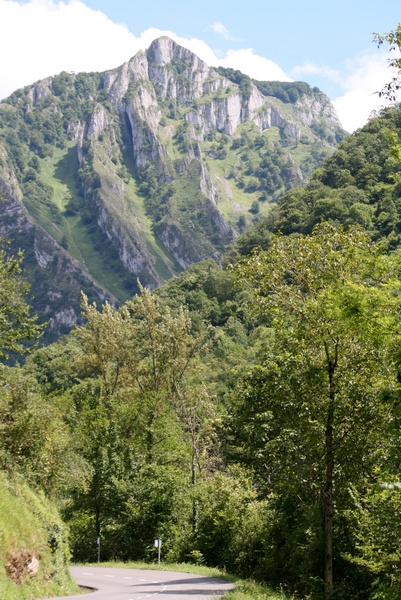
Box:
[0, 473, 79, 600]
[80, 561, 293, 600]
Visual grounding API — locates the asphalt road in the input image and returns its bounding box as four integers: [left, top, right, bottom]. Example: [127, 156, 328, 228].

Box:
[47, 566, 235, 600]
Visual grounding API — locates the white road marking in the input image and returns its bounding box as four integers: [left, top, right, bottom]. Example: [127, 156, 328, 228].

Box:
[104, 574, 114, 577]
[123, 576, 132, 579]
[81, 572, 93, 575]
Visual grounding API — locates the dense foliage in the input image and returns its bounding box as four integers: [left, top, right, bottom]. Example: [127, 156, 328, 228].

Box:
[0, 246, 42, 358]
[2, 224, 401, 599]
[233, 223, 401, 599]
[0, 248, 78, 599]
[225, 105, 401, 262]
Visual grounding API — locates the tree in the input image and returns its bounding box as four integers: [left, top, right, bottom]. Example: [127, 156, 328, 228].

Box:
[232, 223, 401, 598]
[0, 247, 42, 359]
[66, 287, 212, 560]
[347, 482, 401, 598]
[250, 200, 260, 214]
[0, 364, 87, 497]
[74, 293, 137, 397]
[374, 23, 401, 101]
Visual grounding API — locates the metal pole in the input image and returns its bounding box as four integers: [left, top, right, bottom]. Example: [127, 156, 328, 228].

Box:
[97, 536, 100, 563]
[158, 539, 161, 565]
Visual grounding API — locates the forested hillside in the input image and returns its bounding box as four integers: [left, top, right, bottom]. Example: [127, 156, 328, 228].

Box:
[3, 217, 401, 600]
[0, 250, 78, 599]
[226, 106, 401, 260]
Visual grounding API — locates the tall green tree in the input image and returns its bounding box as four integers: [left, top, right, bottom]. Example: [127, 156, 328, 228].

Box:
[233, 223, 401, 598]
[0, 364, 87, 497]
[0, 246, 83, 499]
[66, 287, 212, 559]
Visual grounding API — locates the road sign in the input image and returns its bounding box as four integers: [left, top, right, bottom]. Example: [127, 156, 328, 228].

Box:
[154, 539, 162, 564]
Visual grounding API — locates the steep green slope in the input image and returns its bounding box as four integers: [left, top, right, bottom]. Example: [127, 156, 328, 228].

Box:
[226, 104, 401, 258]
[0, 472, 78, 599]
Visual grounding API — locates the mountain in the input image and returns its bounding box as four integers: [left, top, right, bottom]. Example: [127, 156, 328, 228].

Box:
[0, 36, 345, 339]
[225, 104, 401, 262]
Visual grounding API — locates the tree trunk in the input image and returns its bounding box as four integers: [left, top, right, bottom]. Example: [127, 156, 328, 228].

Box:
[192, 449, 198, 533]
[324, 347, 336, 600]
[324, 399, 334, 600]
[94, 483, 101, 562]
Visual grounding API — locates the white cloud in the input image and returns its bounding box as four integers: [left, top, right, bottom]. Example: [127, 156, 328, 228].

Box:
[209, 21, 241, 42]
[0, 0, 141, 99]
[290, 62, 341, 83]
[0, 0, 290, 100]
[218, 48, 291, 81]
[333, 52, 400, 132]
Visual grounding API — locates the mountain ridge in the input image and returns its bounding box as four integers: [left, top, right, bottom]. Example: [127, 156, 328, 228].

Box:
[0, 36, 345, 340]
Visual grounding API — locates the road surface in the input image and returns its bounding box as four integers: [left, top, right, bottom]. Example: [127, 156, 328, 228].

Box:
[47, 566, 235, 600]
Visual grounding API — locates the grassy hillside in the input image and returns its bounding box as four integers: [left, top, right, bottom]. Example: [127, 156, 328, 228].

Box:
[0, 472, 78, 599]
[225, 104, 401, 260]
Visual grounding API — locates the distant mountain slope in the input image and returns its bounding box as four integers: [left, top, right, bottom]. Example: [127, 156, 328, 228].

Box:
[0, 36, 345, 339]
[226, 105, 401, 260]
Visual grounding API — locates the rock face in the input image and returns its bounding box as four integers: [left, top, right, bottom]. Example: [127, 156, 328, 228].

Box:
[0, 36, 345, 341]
[0, 142, 115, 339]
[5, 551, 40, 583]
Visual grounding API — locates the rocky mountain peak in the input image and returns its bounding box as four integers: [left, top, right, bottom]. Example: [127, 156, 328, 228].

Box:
[0, 38, 346, 342]
[147, 36, 209, 72]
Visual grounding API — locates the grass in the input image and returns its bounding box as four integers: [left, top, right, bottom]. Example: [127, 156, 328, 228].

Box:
[202, 128, 275, 225]
[93, 142, 182, 283]
[0, 472, 79, 600]
[79, 561, 293, 600]
[201, 114, 335, 229]
[37, 143, 150, 301]
[124, 177, 181, 281]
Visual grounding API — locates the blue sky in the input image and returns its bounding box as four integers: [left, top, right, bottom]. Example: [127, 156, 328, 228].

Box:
[80, 0, 396, 73]
[0, 0, 400, 131]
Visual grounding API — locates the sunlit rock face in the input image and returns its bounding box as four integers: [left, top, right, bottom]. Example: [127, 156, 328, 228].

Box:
[0, 36, 344, 340]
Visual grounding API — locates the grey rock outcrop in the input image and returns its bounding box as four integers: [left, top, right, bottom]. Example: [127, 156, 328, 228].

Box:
[0, 36, 345, 341]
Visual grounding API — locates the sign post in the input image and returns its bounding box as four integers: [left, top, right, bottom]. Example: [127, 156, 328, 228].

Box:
[154, 538, 162, 565]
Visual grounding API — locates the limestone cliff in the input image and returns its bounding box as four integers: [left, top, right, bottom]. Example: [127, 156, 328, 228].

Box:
[0, 141, 115, 339]
[0, 37, 346, 339]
